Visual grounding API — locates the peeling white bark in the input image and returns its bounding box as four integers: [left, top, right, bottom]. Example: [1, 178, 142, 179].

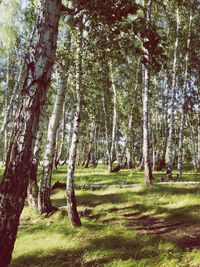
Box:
[66, 20, 83, 227]
[0, 1, 62, 264]
[109, 61, 117, 172]
[142, 0, 153, 184]
[166, 7, 180, 178]
[177, 12, 192, 179]
[39, 67, 69, 213]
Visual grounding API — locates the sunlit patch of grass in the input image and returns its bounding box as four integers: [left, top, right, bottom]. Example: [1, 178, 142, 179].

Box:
[185, 249, 200, 267]
[10, 181, 200, 266]
[0, 164, 198, 267]
[50, 164, 200, 186]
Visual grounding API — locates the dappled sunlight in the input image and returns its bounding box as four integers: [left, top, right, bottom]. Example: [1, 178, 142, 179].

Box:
[9, 165, 200, 266]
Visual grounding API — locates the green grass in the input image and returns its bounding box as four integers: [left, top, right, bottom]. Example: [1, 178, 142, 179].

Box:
[50, 164, 200, 185]
[0, 163, 199, 185]
[4, 164, 198, 267]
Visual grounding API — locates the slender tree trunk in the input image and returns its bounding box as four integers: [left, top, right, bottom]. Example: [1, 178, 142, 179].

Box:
[85, 121, 96, 168]
[66, 20, 83, 227]
[142, 0, 153, 185]
[52, 131, 60, 171]
[177, 12, 192, 179]
[102, 93, 111, 166]
[143, 63, 153, 184]
[186, 115, 198, 170]
[92, 124, 98, 166]
[108, 61, 117, 172]
[0, 1, 62, 265]
[126, 114, 134, 169]
[55, 104, 67, 166]
[39, 66, 69, 214]
[166, 7, 180, 179]
[157, 75, 169, 170]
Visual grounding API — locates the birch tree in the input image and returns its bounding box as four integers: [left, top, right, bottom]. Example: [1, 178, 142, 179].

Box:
[166, 7, 180, 179]
[38, 34, 71, 213]
[177, 11, 193, 179]
[0, 1, 62, 264]
[142, 0, 153, 185]
[84, 121, 96, 168]
[108, 61, 118, 172]
[66, 18, 83, 227]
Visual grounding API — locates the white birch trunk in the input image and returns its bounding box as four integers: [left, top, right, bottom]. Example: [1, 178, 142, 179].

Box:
[38, 68, 69, 213]
[66, 20, 83, 227]
[109, 61, 117, 172]
[186, 115, 198, 170]
[84, 121, 96, 168]
[160, 74, 169, 169]
[55, 103, 67, 166]
[102, 89, 111, 166]
[126, 114, 134, 169]
[177, 12, 192, 179]
[143, 63, 153, 184]
[142, 0, 153, 184]
[166, 7, 180, 178]
[0, 1, 62, 264]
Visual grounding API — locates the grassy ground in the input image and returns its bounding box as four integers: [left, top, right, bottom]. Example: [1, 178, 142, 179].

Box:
[52, 164, 200, 185]
[1, 164, 200, 266]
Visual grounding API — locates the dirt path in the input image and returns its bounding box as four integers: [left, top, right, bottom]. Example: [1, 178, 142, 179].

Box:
[123, 213, 200, 250]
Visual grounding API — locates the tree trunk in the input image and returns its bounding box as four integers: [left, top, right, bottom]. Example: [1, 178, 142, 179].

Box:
[39, 66, 69, 214]
[92, 125, 98, 166]
[142, 1, 153, 185]
[126, 114, 134, 169]
[159, 74, 169, 170]
[0, 1, 62, 265]
[108, 61, 117, 172]
[102, 88, 111, 168]
[66, 20, 83, 227]
[84, 121, 96, 168]
[54, 104, 67, 167]
[143, 63, 153, 184]
[27, 120, 44, 211]
[166, 7, 180, 179]
[177, 12, 192, 179]
[186, 115, 198, 170]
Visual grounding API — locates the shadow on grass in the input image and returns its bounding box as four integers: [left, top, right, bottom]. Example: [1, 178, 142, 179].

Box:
[11, 233, 167, 267]
[77, 192, 128, 206]
[51, 186, 200, 226]
[18, 223, 46, 236]
[11, 220, 200, 267]
[12, 183, 200, 266]
[52, 191, 128, 210]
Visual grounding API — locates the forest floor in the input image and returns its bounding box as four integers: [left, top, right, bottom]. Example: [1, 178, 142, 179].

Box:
[2, 164, 199, 267]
